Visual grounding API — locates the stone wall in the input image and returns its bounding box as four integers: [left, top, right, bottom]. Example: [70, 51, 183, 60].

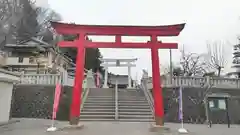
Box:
[11, 85, 74, 121]
[162, 87, 240, 124]
[10, 85, 240, 124]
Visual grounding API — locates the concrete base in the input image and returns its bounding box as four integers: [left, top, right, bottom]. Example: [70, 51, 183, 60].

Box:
[155, 116, 164, 125]
[59, 123, 84, 131]
[47, 126, 57, 132]
[69, 116, 80, 125]
[103, 86, 109, 88]
[178, 128, 188, 134]
[149, 124, 171, 133]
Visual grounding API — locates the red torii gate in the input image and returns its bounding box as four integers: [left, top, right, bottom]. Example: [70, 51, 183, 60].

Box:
[51, 22, 185, 126]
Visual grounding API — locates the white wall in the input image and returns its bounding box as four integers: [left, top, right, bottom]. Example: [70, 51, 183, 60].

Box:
[0, 82, 13, 123]
[0, 69, 19, 123]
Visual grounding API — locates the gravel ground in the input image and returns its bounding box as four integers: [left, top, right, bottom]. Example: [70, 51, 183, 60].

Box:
[0, 118, 239, 135]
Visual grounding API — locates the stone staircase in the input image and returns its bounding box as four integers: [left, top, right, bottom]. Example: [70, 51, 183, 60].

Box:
[118, 88, 154, 122]
[80, 87, 153, 122]
[80, 88, 115, 121]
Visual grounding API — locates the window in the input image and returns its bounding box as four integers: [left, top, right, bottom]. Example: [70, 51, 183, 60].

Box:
[218, 100, 226, 110]
[18, 57, 24, 63]
[208, 99, 227, 110]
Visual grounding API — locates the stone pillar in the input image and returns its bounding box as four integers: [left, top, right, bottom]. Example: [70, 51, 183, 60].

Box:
[86, 69, 96, 88]
[103, 66, 108, 88]
[127, 63, 132, 89]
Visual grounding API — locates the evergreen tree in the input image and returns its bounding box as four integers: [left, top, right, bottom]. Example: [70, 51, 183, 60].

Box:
[61, 35, 104, 74]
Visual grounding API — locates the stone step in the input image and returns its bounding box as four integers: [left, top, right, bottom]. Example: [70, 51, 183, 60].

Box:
[118, 119, 154, 122]
[87, 96, 145, 98]
[118, 108, 152, 112]
[79, 118, 154, 122]
[84, 100, 148, 104]
[118, 91, 143, 93]
[118, 103, 150, 106]
[81, 111, 115, 115]
[86, 98, 115, 101]
[118, 96, 145, 99]
[80, 119, 116, 121]
[118, 111, 152, 115]
[85, 101, 115, 103]
[87, 96, 115, 99]
[117, 98, 146, 101]
[118, 93, 142, 95]
[84, 102, 149, 106]
[83, 106, 115, 109]
[119, 115, 153, 119]
[80, 114, 115, 119]
[118, 101, 148, 103]
[118, 91, 142, 93]
[118, 89, 140, 91]
[81, 108, 115, 112]
[83, 102, 115, 106]
[118, 93, 143, 95]
[89, 88, 115, 92]
[119, 106, 151, 109]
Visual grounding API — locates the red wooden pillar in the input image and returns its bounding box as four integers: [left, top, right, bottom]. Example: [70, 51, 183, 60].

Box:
[69, 34, 86, 125]
[151, 35, 164, 126]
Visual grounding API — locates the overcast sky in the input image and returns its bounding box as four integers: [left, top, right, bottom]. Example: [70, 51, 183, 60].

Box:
[37, 0, 240, 79]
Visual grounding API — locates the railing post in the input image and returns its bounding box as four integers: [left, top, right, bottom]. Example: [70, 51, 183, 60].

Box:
[115, 80, 119, 120]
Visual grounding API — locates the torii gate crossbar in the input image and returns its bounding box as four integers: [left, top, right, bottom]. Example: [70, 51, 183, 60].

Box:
[51, 21, 185, 126]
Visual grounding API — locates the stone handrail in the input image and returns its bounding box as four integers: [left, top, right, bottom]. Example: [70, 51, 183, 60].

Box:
[19, 68, 95, 86]
[20, 74, 61, 85]
[80, 79, 89, 110]
[140, 79, 154, 113]
[145, 76, 240, 89]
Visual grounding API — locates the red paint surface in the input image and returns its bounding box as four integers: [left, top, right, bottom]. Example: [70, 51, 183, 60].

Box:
[51, 21, 185, 124]
[58, 40, 178, 49]
[70, 35, 86, 118]
[150, 36, 164, 117]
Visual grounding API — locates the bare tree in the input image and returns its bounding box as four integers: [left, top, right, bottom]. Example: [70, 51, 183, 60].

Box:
[180, 46, 209, 76]
[0, 0, 61, 45]
[206, 41, 227, 76]
[34, 7, 61, 42]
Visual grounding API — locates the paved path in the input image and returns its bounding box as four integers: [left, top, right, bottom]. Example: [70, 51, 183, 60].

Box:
[0, 118, 239, 135]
